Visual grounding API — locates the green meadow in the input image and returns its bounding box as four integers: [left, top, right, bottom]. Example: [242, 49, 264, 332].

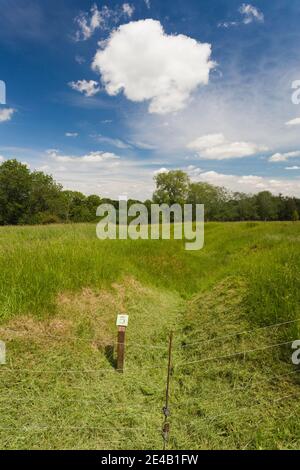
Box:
[0, 221, 300, 449]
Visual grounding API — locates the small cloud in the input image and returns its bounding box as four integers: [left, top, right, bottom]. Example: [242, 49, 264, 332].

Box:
[187, 133, 267, 160]
[130, 141, 157, 150]
[91, 134, 132, 149]
[69, 80, 101, 97]
[239, 4, 264, 24]
[74, 4, 103, 41]
[0, 108, 15, 123]
[269, 151, 300, 162]
[144, 0, 151, 9]
[101, 119, 113, 124]
[285, 166, 300, 170]
[49, 149, 120, 165]
[154, 167, 168, 175]
[286, 117, 300, 127]
[122, 3, 135, 18]
[65, 132, 79, 137]
[219, 3, 264, 28]
[75, 55, 86, 65]
[74, 3, 136, 41]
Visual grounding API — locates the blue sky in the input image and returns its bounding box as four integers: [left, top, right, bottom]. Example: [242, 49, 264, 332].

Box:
[1, 0, 300, 199]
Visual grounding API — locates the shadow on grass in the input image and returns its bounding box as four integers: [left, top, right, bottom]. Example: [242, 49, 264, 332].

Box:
[105, 345, 116, 369]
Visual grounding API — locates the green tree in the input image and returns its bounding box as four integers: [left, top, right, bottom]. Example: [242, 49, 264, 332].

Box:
[153, 170, 190, 205]
[0, 160, 32, 225]
[187, 182, 229, 221]
[292, 210, 299, 222]
[255, 191, 278, 221]
[24, 171, 65, 224]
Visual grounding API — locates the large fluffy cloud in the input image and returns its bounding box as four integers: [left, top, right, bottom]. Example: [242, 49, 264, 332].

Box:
[92, 19, 215, 114]
[187, 133, 267, 160]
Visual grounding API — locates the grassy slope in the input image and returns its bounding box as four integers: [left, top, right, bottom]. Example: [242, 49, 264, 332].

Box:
[0, 222, 300, 449]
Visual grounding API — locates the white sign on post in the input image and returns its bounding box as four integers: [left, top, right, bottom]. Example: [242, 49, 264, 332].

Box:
[116, 314, 129, 327]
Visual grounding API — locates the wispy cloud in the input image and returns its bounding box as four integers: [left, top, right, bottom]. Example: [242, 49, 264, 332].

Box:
[74, 3, 135, 41]
[219, 3, 264, 28]
[122, 3, 135, 18]
[239, 4, 264, 24]
[91, 134, 132, 149]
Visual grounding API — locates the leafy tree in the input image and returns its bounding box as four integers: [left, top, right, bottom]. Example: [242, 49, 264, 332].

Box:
[24, 171, 64, 224]
[0, 160, 32, 225]
[187, 182, 229, 221]
[153, 171, 190, 205]
[292, 210, 299, 222]
[255, 191, 279, 221]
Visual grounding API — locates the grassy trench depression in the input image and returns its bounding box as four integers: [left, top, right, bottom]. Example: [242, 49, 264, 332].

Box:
[0, 222, 300, 449]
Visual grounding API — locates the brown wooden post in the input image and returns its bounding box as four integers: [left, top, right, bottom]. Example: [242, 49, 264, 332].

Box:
[116, 314, 129, 373]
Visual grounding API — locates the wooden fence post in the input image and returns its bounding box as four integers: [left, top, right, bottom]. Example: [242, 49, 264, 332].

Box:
[116, 314, 129, 373]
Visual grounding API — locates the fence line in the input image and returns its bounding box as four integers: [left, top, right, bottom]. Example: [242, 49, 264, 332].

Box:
[179, 318, 300, 348]
[172, 369, 300, 406]
[2, 317, 299, 351]
[176, 340, 295, 367]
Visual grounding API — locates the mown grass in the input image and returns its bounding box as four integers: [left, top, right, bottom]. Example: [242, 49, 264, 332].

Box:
[0, 222, 300, 449]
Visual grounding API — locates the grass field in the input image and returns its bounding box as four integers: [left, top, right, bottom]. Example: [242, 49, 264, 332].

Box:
[0, 222, 300, 449]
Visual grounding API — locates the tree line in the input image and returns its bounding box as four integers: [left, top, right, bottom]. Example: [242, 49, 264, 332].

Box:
[0, 160, 299, 225]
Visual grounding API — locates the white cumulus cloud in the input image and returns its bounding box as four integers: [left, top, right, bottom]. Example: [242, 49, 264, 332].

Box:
[0, 108, 15, 123]
[187, 133, 267, 160]
[92, 19, 215, 114]
[69, 79, 100, 97]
